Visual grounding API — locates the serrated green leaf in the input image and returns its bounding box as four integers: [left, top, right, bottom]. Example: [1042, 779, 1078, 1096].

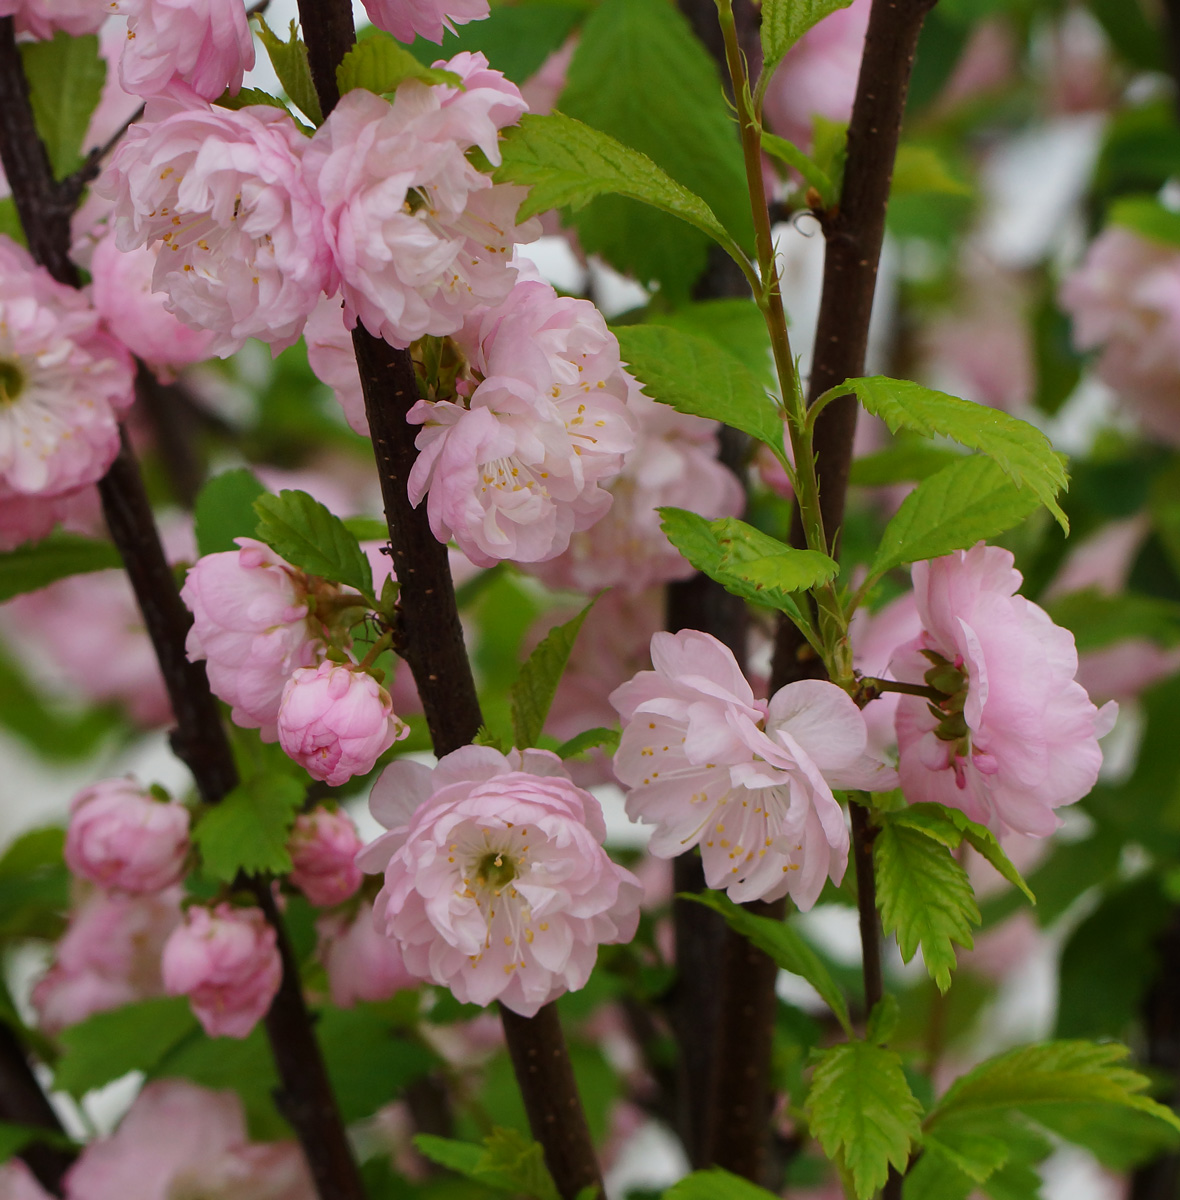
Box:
[194, 468, 267, 556]
[665, 1167, 780, 1200]
[892, 144, 972, 197]
[338, 31, 461, 96]
[866, 994, 900, 1046]
[657, 298, 774, 386]
[615, 324, 783, 451]
[54, 998, 197, 1099]
[874, 821, 978, 993]
[510, 599, 595, 749]
[835, 376, 1069, 530]
[254, 489, 374, 598]
[341, 516, 390, 542]
[192, 772, 303, 881]
[0, 533, 122, 602]
[760, 0, 855, 83]
[20, 33, 105, 177]
[477, 1128, 560, 1200]
[868, 455, 1042, 579]
[760, 129, 836, 206]
[556, 727, 619, 759]
[682, 890, 851, 1034]
[805, 1038, 923, 1199]
[715, 517, 839, 592]
[255, 17, 322, 124]
[215, 86, 292, 113]
[414, 1135, 485, 1177]
[849, 443, 961, 487]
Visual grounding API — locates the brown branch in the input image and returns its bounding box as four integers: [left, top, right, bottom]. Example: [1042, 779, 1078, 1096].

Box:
[0, 1025, 72, 1195]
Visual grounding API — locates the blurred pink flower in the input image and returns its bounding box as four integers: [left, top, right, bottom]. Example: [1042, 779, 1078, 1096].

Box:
[1075, 640, 1180, 705]
[0, 1160, 52, 1200]
[520, 39, 575, 117]
[0, 0, 104, 39]
[0, 484, 100, 552]
[360, 0, 489, 43]
[849, 589, 922, 757]
[360, 746, 642, 1016]
[287, 807, 364, 906]
[303, 295, 367, 434]
[316, 902, 418, 1007]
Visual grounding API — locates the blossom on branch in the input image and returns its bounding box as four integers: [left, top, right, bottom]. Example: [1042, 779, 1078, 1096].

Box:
[359, 0, 490, 44]
[316, 903, 418, 1008]
[287, 807, 365, 906]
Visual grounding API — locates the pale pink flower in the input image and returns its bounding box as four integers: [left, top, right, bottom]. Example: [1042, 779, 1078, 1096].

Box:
[303, 56, 539, 349]
[0, 0, 104, 39]
[0, 236, 134, 504]
[65, 778, 190, 894]
[612, 630, 895, 908]
[849, 589, 922, 758]
[89, 234, 216, 378]
[316, 903, 418, 1007]
[1075, 640, 1180, 704]
[303, 294, 367, 434]
[891, 544, 1117, 837]
[0, 1160, 51, 1200]
[359, 746, 642, 1016]
[32, 887, 182, 1034]
[408, 279, 636, 566]
[360, 0, 489, 43]
[287, 807, 364, 906]
[162, 903, 281, 1039]
[98, 103, 333, 356]
[529, 392, 743, 591]
[520, 40, 575, 117]
[62, 1079, 315, 1200]
[0, 484, 100, 552]
[114, 0, 255, 100]
[1043, 515, 1148, 601]
[180, 537, 324, 741]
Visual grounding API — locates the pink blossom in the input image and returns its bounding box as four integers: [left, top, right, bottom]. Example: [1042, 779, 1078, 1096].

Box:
[98, 103, 333, 356]
[891, 544, 1117, 837]
[180, 537, 324, 741]
[849, 589, 922, 758]
[303, 57, 539, 349]
[0, 235, 134, 504]
[0, 1160, 51, 1200]
[89, 234, 216, 378]
[114, 0, 255, 100]
[408, 279, 636, 566]
[62, 1079, 314, 1200]
[32, 888, 182, 1034]
[162, 903, 282, 1039]
[529, 392, 743, 591]
[359, 746, 642, 1016]
[360, 0, 490, 43]
[0, 0, 104, 40]
[316, 903, 418, 1007]
[1075, 640, 1180, 704]
[65, 778, 190, 894]
[612, 630, 896, 908]
[303, 295, 367, 434]
[520, 40, 575, 118]
[287, 807, 364, 906]
[0, 484, 100, 553]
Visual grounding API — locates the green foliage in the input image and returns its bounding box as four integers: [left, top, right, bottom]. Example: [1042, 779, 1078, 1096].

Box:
[555, 727, 619, 760]
[1047, 588, 1180, 651]
[338, 31, 462, 96]
[192, 772, 303, 881]
[891, 144, 972, 198]
[20, 33, 105, 177]
[805, 1035, 923, 1199]
[255, 17, 322, 124]
[615, 324, 783, 452]
[1108, 195, 1180, 248]
[868, 455, 1042, 579]
[850, 443, 961, 487]
[415, 1129, 560, 1200]
[54, 998, 198, 1099]
[254, 489, 375, 598]
[664, 1167, 780, 1200]
[510, 598, 595, 749]
[194, 468, 267, 556]
[0, 826, 68, 941]
[1083, 0, 1164, 71]
[683, 890, 851, 1034]
[657, 298, 774, 386]
[759, 0, 854, 88]
[0, 1122, 73, 1164]
[760, 130, 837, 208]
[0, 198, 26, 246]
[837, 376, 1069, 530]
[0, 533, 122, 603]
[216, 86, 293, 114]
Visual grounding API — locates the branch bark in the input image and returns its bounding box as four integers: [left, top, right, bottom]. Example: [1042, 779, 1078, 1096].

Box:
[0, 1025, 72, 1195]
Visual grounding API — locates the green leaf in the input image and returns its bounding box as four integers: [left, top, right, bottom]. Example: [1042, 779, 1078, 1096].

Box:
[556, 727, 619, 760]
[891, 144, 972, 197]
[510, 599, 595, 749]
[255, 17, 323, 124]
[0, 827, 68, 941]
[868, 455, 1042, 579]
[665, 1167, 780, 1200]
[761, 0, 854, 83]
[0, 198, 26, 247]
[0, 533, 122, 603]
[414, 1130, 560, 1200]
[657, 299, 774, 386]
[254, 489, 374, 597]
[1108, 196, 1180, 247]
[682, 890, 851, 1035]
[874, 821, 978, 993]
[615, 324, 783, 451]
[811, 116, 848, 200]
[414, 1136, 485, 1179]
[54, 998, 198, 1099]
[194, 468, 267, 556]
[835, 376, 1069, 530]
[192, 772, 303, 881]
[714, 517, 839, 593]
[1047, 588, 1180, 652]
[760, 130, 836, 206]
[338, 30, 462, 96]
[20, 34, 105, 177]
[849, 443, 962, 487]
[341, 516, 390, 542]
[215, 86, 292, 113]
[805, 1038, 923, 1199]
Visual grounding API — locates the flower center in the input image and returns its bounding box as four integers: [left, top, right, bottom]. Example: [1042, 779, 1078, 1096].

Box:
[474, 848, 518, 892]
[0, 358, 25, 404]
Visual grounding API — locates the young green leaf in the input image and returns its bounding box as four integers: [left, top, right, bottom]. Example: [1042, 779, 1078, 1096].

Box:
[874, 820, 979, 993]
[891, 144, 972, 197]
[664, 1167, 781, 1200]
[20, 33, 105, 177]
[867, 454, 1042, 579]
[656, 298, 774, 386]
[414, 1136, 484, 1178]
[510, 599, 596, 750]
[414, 1130, 560, 1200]
[215, 86, 292, 114]
[192, 772, 303, 881]
[849, 443, 961, 487]
[0, 533, 122, 603]
[254, 17, 323, 125]
[194, 468, 267, 556]
[760, 0, 854, 88]
[760, 129, 837, 206]
[254, 489, 374, 598]
[714, 517, 838, 596]
[1108, 196, 1180, 247]
[805, 1037, 923, 1199]
[341, 516, 390, 543]
[615, 324, 784, 452]
[682, 890, 851, 1034]
[555, 727, 620, 760]
[834, 376, 1069, 529]
[337, 31, 461, 96]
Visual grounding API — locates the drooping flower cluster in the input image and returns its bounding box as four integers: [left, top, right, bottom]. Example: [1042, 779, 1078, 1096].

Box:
[360, 0, 490, 44]
[407, 279, 638, 565]
[360, 746, 643, 1016]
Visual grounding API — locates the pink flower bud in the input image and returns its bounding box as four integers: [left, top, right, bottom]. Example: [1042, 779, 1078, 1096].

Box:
[162, 904, 281, 1039]
[277, 662, 408, 786]
[316, 904, 417, 1007]
[64, 779, 190, 894]
[288, 808, 364, 907]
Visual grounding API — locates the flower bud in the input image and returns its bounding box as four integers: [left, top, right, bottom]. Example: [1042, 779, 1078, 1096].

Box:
[288, 807, 364, 907]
